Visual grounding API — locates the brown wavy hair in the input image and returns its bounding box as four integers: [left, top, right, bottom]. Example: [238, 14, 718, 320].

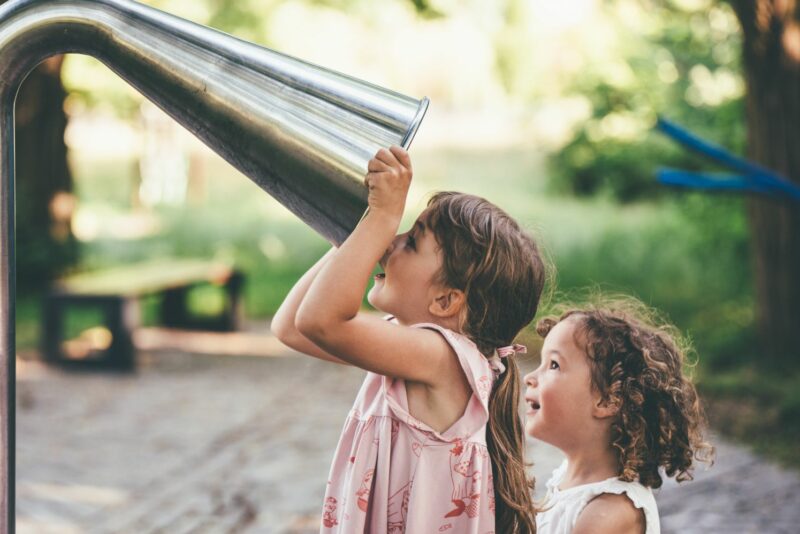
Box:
[536, 298, 715, 488]
[424, 191, 547, 533]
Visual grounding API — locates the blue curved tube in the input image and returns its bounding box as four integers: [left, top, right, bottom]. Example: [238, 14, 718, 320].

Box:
[656, 118, 800, 201]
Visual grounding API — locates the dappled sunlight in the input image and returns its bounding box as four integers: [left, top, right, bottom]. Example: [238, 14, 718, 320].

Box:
[72, 206, 162, 242]
[411, 106, 540, 150]
[530, 0, 597, 32]
[258, 234, 288, 262]
[138, 101, 191, 207]
[63, 106, 141, 159]
[528, 97, 594, 150]
[267, 1, 506, 107]
[62, 326, 114, 360]
[589, 111, 653, 143]
[686, 65, 744, 107]
[784, 22, 800, 62]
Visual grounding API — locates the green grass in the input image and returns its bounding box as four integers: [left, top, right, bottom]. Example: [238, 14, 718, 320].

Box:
[15, 297, 40, 353]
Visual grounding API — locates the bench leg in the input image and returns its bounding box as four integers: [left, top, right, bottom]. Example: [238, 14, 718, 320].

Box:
[40, 294, 137, 371]
[160, 287, 191, 329]
[158, 272, 244, 331]
[104, 296, 137, 371]
[222, 271, 244, 331]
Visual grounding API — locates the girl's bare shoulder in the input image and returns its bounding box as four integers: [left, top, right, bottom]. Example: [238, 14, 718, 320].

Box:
[573, 493, 646, 534]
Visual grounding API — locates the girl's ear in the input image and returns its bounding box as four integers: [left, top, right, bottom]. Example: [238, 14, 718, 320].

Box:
[592, 396, 620, 419]
[429, 289, 466, 319]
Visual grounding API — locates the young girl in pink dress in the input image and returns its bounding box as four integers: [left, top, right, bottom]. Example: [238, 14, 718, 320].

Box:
[525, 300, 715, 533]
[273, 145, 546, 533]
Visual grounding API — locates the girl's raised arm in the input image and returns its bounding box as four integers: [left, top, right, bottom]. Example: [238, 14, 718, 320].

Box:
[295, 147, 461, 386]
[271, 246, 351, 365]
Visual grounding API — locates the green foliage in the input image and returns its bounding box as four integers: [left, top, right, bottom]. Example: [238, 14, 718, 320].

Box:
[206, 0, 268, 40]
[541, 191, 753, 369]
[548, 0, 746, 201]
[15, 297, 40, 352]
[308, 0, 443, 16]
[549, 130, 684, 200]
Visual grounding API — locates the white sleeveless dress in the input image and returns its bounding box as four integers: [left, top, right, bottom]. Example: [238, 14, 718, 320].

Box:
[536, 461, 660, 534]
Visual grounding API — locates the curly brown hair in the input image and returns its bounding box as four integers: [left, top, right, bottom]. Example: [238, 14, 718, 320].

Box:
[424, 191, 549, 533]
[535, 298, 714, 489]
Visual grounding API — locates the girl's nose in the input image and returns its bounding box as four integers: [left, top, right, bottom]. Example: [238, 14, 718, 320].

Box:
[380, 234, 403, 268]
[524, 369, 538, 386]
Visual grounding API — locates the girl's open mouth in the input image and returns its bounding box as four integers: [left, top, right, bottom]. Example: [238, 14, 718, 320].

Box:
[374, 272, 386, 281]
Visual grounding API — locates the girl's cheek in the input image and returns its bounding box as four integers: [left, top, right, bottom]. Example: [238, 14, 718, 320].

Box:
[539, 386, 561, 415]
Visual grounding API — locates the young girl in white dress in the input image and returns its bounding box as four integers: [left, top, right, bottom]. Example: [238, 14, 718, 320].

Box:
[525, 300, 714, 534]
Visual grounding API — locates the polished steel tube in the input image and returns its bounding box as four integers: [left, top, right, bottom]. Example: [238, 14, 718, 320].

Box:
[0, 0, 429, 530]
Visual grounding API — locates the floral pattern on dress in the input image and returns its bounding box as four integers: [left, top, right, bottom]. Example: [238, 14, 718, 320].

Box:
[320, 320, 497, 533]
[387, 481, 412, 533]
[445, 441, 485, 519]
[356, 468, 375, 512]
[488, 474, 496, 515]
[323, 497, 339, 528]
[476, 375, 492, 401]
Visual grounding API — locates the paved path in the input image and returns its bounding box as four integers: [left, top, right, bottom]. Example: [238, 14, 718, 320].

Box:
[15, 329, 800, 533]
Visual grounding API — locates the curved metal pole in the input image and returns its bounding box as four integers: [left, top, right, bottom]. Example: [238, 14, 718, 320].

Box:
[0, 0, 429, 530]
[0, 89, 13, 534]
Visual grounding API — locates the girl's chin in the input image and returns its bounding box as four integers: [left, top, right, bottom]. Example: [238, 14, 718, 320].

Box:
[524, 420, 540, 439]
[365, 292, 384, 312]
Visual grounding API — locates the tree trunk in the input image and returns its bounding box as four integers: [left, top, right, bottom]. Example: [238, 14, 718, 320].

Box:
[12, 67, 76, 293]
[732, 0, 800, 368]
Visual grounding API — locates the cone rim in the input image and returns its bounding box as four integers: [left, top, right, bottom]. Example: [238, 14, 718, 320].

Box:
[401, 96, 430, 150]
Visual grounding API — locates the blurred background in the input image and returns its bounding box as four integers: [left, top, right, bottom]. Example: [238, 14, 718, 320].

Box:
[9, 0, 800, 531]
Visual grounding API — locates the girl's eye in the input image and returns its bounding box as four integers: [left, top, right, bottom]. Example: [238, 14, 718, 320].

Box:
[549, 360, 560, 370]
[405, 234, 416, 250]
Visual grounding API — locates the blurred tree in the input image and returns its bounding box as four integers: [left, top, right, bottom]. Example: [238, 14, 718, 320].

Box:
[546, 0, 799, 366]
[2, 0, 77, 291]
[730, 0, 800, 368]
[547, 0, 745, 201]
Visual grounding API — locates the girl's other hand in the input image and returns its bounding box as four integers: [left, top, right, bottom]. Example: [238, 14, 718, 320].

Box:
[365, 146, 412, 220]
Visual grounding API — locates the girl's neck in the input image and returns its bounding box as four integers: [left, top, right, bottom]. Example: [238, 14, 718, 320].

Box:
[559, 443, 620, 490]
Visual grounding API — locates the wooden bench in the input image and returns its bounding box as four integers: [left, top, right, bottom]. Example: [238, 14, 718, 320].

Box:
[41, 259, 245, 370]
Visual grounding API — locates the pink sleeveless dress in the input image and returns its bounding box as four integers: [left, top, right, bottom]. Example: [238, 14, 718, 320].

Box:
[320, 317, 498, 534]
